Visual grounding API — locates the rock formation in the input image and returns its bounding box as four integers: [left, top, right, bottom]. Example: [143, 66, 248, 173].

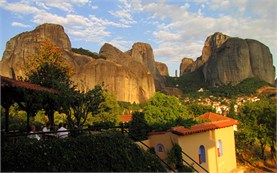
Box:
[180, 32, 230, 76]
[0, 23, 156, 103]
[125, 42, 166, 90]
[0, 23, 72, 77]
[156, 62, 169, 77]
[180, 58, 193, 76]
[180, 32, 275, 86]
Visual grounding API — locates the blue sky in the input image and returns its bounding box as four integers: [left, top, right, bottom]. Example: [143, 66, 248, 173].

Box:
[0, 0, 276, 76]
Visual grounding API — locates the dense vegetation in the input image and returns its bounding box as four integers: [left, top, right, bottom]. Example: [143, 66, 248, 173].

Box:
[234, 97, 276, 164]
[207, 78, 272, 98]
[139, 92, 197, 132]
[2, 132, 166, 172]
[72, 47, 106, 59]
[167, 67, 272, 98]
[166, 66, 207, 93]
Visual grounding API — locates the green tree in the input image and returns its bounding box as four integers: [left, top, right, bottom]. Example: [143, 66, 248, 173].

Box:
[186, 103, 216, 117]
[167, 142, 194, 172]
[86, 91, 120, 127]
[128, 112, 150, 141]
[228, 98, 237, 119]
[144, 92, 190, 126]
[66, 84, 108, 128]
[25, 39, 74, 127]
[237, 97, 276, 162]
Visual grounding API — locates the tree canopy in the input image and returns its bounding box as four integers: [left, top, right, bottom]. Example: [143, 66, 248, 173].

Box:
[236, 97, 276, 162]
[143, 92, 193, 130]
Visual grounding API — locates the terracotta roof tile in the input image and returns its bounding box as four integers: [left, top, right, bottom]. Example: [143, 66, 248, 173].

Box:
[170, 112, 239, 136]
[1, 75, 59, 94]
[196, 112, 234, 122]
[120, 115, 132, 123]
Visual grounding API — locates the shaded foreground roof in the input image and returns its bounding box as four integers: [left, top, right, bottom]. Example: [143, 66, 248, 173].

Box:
[1, 75, 59, 94]
[170, 112, 239, 136]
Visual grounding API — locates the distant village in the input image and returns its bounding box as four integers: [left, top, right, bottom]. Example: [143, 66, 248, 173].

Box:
[184, 90, 261, 115]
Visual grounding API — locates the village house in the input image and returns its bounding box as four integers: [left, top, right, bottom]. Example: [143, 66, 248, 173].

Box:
[138, 112, 240, 173]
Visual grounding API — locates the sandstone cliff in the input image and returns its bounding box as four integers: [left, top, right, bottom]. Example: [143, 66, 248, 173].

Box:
[0, 23, 72, 77]
[0, 23, 156, 103]
[180, 58, 193, 76]
[180, 32, 275, 86]
[180, 32, 229, 76]
[125, 42, 166, 90]
[156, 62, 169, 77]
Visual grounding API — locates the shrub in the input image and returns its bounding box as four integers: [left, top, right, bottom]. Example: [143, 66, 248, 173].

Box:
[167, 142, 194, 172]
[2, 132, 166, 172]
[72, 47, 106, 59]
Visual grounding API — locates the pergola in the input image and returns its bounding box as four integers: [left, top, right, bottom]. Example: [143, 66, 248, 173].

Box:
[1, 75, 59, 133]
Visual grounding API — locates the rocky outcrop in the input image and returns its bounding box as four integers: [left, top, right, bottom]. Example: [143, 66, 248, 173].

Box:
[0, 23, 72, 77]
[126, 42, 166, 91]
[180, 32, 275, 86]
[180, 32, 229, 76]
[156, 62, 169, 76]
[0, 23, 156, 103]
[203, 37, 275, 86]
[246, 39, 275, 84]
[161, 87, 183, 98]
[97, 43, 155, 102]
[180, 58, 193, 76]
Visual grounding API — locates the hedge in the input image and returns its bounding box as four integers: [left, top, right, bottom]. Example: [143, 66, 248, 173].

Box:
[2, 132, 166, 172]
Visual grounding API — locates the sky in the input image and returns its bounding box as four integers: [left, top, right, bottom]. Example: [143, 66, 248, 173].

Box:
[0, 0, 276, 77]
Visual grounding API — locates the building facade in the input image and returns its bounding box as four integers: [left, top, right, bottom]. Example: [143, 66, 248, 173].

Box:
[138, 112, 239, 173]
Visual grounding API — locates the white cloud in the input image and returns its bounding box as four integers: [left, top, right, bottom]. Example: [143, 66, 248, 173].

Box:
[106, 37, 133, 52]
[0, 1, 42, 14]
[91, 5, 98, 9]
[89, 15, 129, 28]
[249, 0, 276, 19]
[33, 0, 92, 12]
[209, 0, 230, 10]
[0, 0, 132, 45]
[71, 0, 91, 5]
[109, 0, 137, 25]
[11, 22, 31, 28]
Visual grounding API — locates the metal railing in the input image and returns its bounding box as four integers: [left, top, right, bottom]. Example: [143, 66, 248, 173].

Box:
[181, 150, 209, 173]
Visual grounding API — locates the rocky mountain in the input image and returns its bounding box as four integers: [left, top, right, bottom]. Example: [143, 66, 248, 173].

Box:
[156, 62, 169, 77]
[125, 42, 166, 90]
[180, 32, 275, 86]
[0, 23, 164, 103]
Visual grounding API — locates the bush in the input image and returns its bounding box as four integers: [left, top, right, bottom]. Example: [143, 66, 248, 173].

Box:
[128, 112, 150, 141]
[72, 47, 106, 59]
[2, 132, 166, 172]
[167, 142, 194, 172]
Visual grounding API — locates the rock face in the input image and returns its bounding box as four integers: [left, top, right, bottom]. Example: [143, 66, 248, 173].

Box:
[0, 23, 71, 77]
[180, 32, 275, 86]
[156, 62, 169, 76]
[126, 42, 166, 90]
[180, 58, 193, 76]
[0, 23, 156, 103]
[180, 32, 229, 76]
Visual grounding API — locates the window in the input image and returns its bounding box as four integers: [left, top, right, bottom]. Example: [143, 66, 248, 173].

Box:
[199, 145, 206, 164]
[155, 144, 165, 152]
[218, 140, 223, 157]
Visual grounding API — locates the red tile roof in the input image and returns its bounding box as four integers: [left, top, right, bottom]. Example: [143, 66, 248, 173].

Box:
[1, 75, 59, 94]
[170, 112, 239, 136]
[196, 112, 236, 122]
[120, 115, 132, 123]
